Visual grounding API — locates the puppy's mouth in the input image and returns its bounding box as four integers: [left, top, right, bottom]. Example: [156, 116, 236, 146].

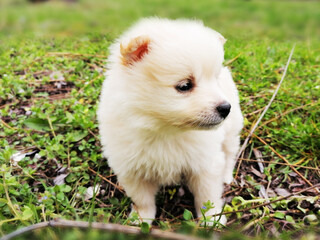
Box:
[184, 115, 225, 130]
[184, 103, 231, 130]
[196, 121, 222, 129]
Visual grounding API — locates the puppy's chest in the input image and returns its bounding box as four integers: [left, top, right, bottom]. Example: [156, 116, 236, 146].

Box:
[128, 134, 200, 184]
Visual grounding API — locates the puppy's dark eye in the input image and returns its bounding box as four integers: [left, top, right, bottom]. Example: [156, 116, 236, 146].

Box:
[175, 78, 194, 93]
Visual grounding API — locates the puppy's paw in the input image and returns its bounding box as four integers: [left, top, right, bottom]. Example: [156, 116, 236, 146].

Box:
[128, 210, 142, 226]
[223, 174, 234, 185]
[128, 204, 154, 225]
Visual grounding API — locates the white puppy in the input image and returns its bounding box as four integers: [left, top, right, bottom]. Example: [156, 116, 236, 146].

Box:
[97, 18, 243, 225]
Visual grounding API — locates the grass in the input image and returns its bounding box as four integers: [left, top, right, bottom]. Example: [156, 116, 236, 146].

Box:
[0, 0, 319, 239]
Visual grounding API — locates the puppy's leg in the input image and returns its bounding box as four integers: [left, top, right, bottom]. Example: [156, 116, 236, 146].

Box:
[188, 172, 226, 226]
[222, 134, 240, 184]
[120, 178, 158, 225]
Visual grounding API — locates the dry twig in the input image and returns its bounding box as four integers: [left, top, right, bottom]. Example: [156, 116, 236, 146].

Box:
[239, 158, 320, 172]
[0, 119, 17, 130]
[46, 52, 107, 59]
[225, 52, 242, 65]
[258, 102, 315, 129]
[204, 183, 320, 220]
[88, 167, 124, 193]
[235, 45, 296, 179]
[252, 133, 318, 192]
[0, 219, 202, 240]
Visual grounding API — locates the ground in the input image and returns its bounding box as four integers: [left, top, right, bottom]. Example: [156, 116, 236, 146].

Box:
[0, 0, 319, 239]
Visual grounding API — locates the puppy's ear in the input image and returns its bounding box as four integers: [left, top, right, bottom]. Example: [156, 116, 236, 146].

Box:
[120, 35, 151, 66]
[219, 36, 227, 45]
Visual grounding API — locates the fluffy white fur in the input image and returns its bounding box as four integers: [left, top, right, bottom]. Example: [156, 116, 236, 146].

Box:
[97, 18, 243, 225]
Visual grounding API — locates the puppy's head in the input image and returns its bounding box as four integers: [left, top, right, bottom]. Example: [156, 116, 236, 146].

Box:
[111, 18, 231, 130]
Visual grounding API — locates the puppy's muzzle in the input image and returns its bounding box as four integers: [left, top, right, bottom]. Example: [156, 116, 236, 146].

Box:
[216, 102, 231, 119]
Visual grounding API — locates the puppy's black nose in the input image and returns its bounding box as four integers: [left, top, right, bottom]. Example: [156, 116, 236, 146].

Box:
[216, 102, 231, 119]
